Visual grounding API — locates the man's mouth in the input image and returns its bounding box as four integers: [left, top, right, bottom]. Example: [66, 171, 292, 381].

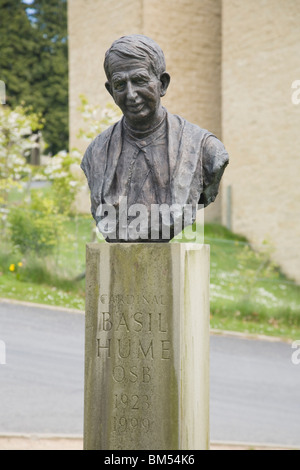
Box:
[126, 103, 144, 112]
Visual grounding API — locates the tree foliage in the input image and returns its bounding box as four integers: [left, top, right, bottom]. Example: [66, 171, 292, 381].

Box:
[77, 95, 122, 142]
[0, 103, 82, 259]
[0, 103, 44, 204]
[0, 0, 68, 154]
[42, 149, 83, 215]
[8, 191, 63, 257]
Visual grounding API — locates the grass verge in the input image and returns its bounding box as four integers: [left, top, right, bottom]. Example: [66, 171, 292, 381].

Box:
[205, 224, 300, 340]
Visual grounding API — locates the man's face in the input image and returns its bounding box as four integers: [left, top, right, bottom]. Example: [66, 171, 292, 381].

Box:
[106, 55, 163, 128]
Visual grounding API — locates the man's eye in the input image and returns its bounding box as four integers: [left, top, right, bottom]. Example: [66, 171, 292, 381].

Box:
[134, 77, 147, 85]
[113, 81, 125, 91]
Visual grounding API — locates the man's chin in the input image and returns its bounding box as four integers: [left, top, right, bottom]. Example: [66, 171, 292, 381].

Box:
[125, 110, 150, 125]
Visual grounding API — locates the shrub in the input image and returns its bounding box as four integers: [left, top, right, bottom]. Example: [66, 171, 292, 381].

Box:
[0, 104, 44, 204]
[8, 191, 63, 257]
[42, 150, 83, 215]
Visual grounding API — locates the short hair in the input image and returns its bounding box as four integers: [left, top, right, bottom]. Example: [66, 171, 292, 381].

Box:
[104, 35, 166, 81]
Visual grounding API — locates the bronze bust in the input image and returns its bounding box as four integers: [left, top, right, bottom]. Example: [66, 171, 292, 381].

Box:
[81, 35, 229, 242]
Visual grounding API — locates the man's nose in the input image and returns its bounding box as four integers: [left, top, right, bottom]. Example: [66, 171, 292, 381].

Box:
[126, 81, 138, 101]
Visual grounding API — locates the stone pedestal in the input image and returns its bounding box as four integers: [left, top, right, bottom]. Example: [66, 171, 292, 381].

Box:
[84, 243, 210, 450]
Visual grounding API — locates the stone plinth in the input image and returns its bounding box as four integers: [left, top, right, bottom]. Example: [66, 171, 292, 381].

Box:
[84, 243, 210, 450]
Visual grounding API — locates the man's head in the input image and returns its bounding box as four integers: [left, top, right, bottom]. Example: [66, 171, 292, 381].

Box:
[104, 35, 167, 81]
[104, 35, 170, 130]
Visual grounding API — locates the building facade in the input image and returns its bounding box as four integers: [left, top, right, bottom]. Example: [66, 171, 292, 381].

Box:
[68, 0, 300, 283]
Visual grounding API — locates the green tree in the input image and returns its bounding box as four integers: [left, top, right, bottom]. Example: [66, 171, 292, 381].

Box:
[0, 0, 68, 155]
[0, 0, 38, 106]
[28, 0, 69, 154]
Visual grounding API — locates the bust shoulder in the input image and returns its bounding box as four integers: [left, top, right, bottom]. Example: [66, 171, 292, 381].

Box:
[92, 120, 121, 151]
[166, 112, 211, 142]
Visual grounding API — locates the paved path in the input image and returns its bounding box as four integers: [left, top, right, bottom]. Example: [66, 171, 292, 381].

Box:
[0, 301, 299, 447]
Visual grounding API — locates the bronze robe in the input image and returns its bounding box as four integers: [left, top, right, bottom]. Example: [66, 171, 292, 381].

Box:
[81, 110, 229, 241]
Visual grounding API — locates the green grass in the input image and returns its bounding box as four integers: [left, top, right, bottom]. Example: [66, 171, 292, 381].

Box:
[0, 273, 85, 310]
[52, 215, 95, 276]
[0, 216, 299, 341]
[205, 224, 300, 340]
[0, 214, 93, 310]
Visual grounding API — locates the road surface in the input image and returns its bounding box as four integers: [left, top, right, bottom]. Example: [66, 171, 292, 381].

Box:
[0, 301, 299, 447]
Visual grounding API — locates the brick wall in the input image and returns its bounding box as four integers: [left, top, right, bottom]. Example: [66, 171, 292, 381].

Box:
[222, 0, 300, 282]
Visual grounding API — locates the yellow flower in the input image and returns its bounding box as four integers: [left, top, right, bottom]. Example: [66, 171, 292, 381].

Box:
[18, 262, 23, 267]
[9, 264, 16, 272]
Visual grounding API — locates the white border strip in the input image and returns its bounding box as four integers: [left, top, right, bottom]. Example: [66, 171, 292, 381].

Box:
[0, 434, 298, 450]
[211, 439, 300, 450]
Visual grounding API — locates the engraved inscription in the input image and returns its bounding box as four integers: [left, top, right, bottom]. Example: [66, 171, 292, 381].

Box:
[113, 416, 150, 433]
[111, 365, 151, 384]
[97, 338, 171, 360]
[96, 290, 172, 440]
[114, 394, 150, 411]
[98, 311, 167, 333]
[100, 294, 167, 306]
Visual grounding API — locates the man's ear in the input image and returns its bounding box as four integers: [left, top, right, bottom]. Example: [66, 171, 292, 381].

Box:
[160, 72, 170, 97]
[105, 81, 113, 97]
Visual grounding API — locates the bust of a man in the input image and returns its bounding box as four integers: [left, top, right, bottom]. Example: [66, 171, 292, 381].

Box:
[81, 35, 229, 242]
